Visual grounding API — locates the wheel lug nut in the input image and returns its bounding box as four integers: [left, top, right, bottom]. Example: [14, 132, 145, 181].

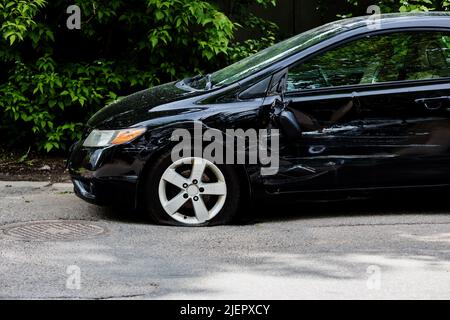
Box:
[193, 196, 199, 201]
[199, 187, 204, 192]
[193, 180, 198, 185]
[183, 183, 188, 188]
[183, 193, 189, 199]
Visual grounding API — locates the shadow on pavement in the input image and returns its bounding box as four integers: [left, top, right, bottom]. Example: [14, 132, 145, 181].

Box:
[98, 187, 450, 226]
[246, 188, 450, 225]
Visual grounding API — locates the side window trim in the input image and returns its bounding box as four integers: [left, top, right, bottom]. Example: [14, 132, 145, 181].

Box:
[285, 76, 450, 98]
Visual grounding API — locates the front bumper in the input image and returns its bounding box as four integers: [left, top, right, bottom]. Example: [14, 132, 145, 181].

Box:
[72, 176, 137, 207]
[68, 141, 145, 208]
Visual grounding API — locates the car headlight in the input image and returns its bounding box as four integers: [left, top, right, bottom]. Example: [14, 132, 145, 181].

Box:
[83, 127, 147, 147]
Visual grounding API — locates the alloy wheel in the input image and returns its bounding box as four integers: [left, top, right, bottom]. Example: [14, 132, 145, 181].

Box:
[158, 157, 227, 225]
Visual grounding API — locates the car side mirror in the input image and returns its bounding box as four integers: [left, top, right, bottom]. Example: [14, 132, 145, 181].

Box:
[270, 99, 301, 140]
[278, 108, 302, 140]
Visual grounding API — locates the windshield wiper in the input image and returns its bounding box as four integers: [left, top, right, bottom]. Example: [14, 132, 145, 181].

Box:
[183, 73, 214, 90]
[184, 74, 202, 85]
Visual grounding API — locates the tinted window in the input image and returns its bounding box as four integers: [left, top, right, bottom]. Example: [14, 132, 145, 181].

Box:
[287, 32, 450, 92]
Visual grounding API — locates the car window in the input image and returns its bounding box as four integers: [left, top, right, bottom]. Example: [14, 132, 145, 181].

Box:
[286, 31, 450, 92]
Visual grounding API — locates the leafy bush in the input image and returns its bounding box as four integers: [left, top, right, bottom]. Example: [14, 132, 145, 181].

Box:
[224, 0, 278, 61]
[333, 0, 449, 18]
[0, 0, 278, 153]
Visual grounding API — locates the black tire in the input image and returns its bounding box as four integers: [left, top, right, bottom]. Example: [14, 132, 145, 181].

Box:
[144, 151, 241, 226]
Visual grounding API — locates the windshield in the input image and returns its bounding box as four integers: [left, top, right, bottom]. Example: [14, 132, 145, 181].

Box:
[209, 20, 356, 88]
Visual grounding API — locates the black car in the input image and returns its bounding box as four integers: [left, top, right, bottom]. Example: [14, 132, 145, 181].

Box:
[68, 12, 450, 226]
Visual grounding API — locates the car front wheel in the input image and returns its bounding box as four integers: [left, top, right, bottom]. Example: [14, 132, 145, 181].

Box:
[144, 152, 241, 226]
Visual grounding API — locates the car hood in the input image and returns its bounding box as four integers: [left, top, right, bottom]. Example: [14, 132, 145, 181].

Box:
[87, 82, 203, 129]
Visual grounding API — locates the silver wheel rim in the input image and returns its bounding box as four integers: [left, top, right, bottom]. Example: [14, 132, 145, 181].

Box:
[158, 157, 227, 225]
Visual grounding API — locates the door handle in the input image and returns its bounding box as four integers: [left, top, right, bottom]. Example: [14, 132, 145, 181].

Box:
[415, 96, 450, 110]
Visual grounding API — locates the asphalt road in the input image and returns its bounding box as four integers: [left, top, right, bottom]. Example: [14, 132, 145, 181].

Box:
[1, 181, 450, 299]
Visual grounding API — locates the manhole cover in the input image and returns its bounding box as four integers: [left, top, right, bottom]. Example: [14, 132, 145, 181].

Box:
[2, 220, 106, 241]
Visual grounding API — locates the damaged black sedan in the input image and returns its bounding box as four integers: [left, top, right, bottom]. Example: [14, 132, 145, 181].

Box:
[68, 13, 450, 226]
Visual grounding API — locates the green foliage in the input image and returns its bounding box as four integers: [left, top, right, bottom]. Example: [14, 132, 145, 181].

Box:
[228, 13, 278, 61]
[224, 0, 279, 61]
[0, 0, 279, 153]
[336, 0, 449, 18]
[0, 0, 47, 45]
[366, 0, 449, 12]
